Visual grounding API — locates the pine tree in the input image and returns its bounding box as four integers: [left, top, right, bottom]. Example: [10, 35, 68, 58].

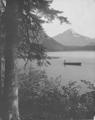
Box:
[0, 0, 69, 120]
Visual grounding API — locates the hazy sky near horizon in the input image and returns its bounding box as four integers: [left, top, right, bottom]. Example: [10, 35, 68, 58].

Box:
[43, 0, 95, 38]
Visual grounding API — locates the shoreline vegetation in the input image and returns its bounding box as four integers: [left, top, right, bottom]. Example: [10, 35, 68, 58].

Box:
[19, 66, 95, 120]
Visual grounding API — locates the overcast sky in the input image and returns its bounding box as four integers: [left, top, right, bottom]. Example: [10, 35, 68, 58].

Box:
[43, 0, 95, 38]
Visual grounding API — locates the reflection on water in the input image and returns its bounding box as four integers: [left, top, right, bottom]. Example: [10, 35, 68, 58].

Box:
[45, 51, 95, 85]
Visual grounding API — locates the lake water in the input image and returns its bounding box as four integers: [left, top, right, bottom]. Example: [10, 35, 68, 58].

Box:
[43, 51, 95, 92]
[17, 51, 95, 93]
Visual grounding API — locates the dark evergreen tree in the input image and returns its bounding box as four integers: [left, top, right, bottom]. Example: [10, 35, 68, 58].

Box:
[0, 0, 69, 120]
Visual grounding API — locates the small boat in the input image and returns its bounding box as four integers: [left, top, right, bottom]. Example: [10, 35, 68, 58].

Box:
[64, 60, 82, 66]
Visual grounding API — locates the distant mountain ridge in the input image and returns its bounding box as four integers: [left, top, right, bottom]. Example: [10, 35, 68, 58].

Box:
[41, 29, 95, 51]
[42, 37, 95, 52]
[42, 37, 65, 52]
[53, 29, 95, 46]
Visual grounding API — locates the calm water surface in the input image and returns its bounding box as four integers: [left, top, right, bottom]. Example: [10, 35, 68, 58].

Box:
[45, 51, 95, 85]
[17, 51, 95, 93]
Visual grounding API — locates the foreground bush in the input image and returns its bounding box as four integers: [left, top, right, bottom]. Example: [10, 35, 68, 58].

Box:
[18, 68, 95, 120]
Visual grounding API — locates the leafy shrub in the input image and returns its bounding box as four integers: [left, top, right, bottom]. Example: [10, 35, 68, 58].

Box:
[19, 69, 95, 120]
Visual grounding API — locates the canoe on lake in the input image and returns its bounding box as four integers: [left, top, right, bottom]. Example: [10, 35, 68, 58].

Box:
[64, 60, 82, 66]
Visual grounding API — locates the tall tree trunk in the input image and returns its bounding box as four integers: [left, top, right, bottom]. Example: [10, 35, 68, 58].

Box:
[0, 51, 2, 95]
[3, 0, 20, 120]
[0, 50, 2, 119]
[3, 47, 19, 120]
